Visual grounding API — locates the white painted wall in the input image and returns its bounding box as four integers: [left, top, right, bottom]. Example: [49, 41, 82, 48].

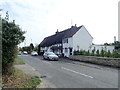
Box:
[73, 26, 93, 51]
[91, 45, 115, 53]
[62, 37, 73, 57]
[118, 29, 120, 42]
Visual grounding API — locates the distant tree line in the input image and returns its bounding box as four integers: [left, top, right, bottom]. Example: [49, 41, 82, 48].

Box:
[19, 43, 38, 54]
[104, 41, 120, 49]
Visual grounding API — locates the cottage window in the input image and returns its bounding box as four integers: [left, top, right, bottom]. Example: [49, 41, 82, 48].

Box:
[63, 38, 68, 43]
[65, 48, 68, 53]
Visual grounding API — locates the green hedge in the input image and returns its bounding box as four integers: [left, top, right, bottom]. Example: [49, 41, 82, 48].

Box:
[73, 49, 120, 58]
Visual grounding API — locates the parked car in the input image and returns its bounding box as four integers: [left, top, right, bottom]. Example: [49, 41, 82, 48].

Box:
[23, 51, 28, 55]
[43, 52, 59, 60]
[18, 51, 22, 55]
[31, 51, 38, 56]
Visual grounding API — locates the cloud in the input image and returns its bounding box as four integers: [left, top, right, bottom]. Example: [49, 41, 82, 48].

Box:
[1, 0, 119, 47]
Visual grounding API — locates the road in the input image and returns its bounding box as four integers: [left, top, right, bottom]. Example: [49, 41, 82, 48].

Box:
[19, 55, 118, 88]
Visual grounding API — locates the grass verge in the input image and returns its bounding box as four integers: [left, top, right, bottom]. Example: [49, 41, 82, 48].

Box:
[2, 67, 41, 88]
[14, 55, 25, 65]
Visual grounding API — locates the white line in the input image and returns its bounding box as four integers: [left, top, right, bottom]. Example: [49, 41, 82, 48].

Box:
[61, 67, 94, 79]
[32, 67, 36, 71]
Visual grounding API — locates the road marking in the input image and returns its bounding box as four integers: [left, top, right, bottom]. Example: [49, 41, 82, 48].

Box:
[31, 67, 36, 71]
[61, 67, 94, 79]
[42, 61, 52, 65]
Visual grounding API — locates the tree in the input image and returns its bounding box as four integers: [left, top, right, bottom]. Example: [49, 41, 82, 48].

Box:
[2, 19, 25, 74]
[30, 43, 34, 52]
[104, 43, 110, 46]
[34, 44, 38, 51]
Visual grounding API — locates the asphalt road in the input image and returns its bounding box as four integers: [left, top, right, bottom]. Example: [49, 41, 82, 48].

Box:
[19, 55, 118, 88]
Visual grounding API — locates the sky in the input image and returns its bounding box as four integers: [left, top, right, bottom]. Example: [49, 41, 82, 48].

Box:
[0, 0, 119, 47]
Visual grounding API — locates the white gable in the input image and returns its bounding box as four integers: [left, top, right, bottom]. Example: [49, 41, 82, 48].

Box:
[73, 26, 93, 51]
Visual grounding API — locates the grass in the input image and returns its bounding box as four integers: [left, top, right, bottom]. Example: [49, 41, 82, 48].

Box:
[14, 55, 25, 65]
[2, 55, 41, 88]
[2, 68, 41, 88]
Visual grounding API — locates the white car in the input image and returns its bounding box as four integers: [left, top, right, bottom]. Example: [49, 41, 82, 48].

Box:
[23, 51, 28, 54]
[18, 51, 22, 55]
[43, 52, 59, 60]
[31, 51, 38, 56]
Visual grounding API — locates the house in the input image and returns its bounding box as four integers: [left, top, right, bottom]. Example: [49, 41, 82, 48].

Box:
[91, 44, 115, 53]
[38, 25, 93, 57]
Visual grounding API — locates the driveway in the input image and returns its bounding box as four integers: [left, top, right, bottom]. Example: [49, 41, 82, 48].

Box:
[19, 55, 119, 88]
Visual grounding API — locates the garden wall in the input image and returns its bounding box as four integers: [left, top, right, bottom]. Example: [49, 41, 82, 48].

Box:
[69, 55, 120, 68]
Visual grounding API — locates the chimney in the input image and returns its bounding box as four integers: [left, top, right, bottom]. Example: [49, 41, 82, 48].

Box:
[75, 24, 77, 27]
[56, 29, 59, 34]
[13, 20, 15, 24]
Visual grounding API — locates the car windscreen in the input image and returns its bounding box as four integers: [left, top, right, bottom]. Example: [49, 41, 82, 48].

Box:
[47, 52, 55, 55]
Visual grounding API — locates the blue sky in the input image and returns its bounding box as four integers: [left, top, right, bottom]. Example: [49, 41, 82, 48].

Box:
[1, 0, 119, 47]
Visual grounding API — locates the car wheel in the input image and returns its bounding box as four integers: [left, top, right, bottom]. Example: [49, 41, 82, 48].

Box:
[43, 57, 45, 60]
[47, 57, 50, 61]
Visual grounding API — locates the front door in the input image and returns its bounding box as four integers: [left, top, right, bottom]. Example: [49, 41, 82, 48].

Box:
[69, 48, 72, 55]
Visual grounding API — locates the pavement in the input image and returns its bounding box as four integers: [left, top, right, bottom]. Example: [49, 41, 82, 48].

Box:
[15, 63, 55, 88]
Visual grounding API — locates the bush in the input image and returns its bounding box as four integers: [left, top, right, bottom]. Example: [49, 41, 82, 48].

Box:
[79, 50, 84, 55]
[73, 50, 80, 55]
[2, 19, 25, 75]
[91, 49, 95, 56]
[96, 49, 100, 56]
[105, 50, 111, 57]
[100, 49, 105, 57]
[73, 48, 120, 58]
[112, 50, 119, 58]
[85, 50, 90, 56]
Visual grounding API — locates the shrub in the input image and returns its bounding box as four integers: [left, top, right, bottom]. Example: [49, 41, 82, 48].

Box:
[2, 19, 25, 75]
[90, 49, 95, 56]
[79, 50, 84, 55]
[85, 50, 90, 56]
[112, 50, 119, 58]
[96, 49, 100, 56]
[73, 50, 80, 55]
[100, 49, 104, 57]
[105, 50, 111, 57]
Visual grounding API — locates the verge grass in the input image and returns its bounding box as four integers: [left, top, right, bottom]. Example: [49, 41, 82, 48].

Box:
[2, 68, 41, 88]
[14, 55, 25, 65]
